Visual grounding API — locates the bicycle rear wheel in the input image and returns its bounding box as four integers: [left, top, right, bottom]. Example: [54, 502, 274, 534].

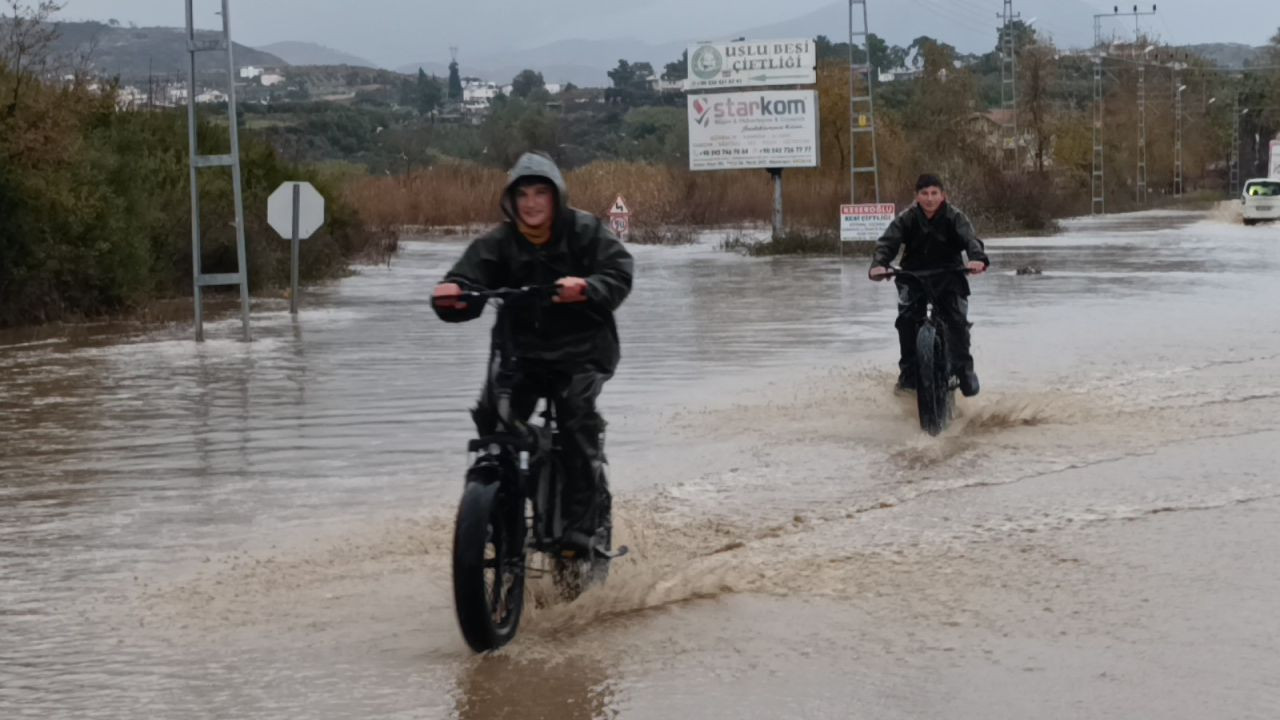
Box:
[915, 323, 953, 436]
[453, 478, 525, 652]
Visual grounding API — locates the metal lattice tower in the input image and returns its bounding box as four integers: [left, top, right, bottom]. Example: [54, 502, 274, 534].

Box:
[1136, 62, 1147, 204]
[1173, 70, 1184, 197]
[1230, 95, 1242, 196]
[185, 0, 250, 341]
[848, 0, 880, 204]
[999, 0, 1020, 169]
[1091, 58, 1105, 214]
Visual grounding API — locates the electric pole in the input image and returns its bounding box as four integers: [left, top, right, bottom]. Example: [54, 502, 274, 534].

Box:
[848, 0, 880, 205]
[1173, 68, 1184, 197]
[1094, 4, 1158, 47]
[999, 0, 1021, 169]
[1092, 56, 1105, 214]
[1231, 95, 1243, 196]
[1137, 59, 1147, 204]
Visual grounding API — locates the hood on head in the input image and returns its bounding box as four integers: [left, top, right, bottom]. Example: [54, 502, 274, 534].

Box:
[501, 151, 568, 225]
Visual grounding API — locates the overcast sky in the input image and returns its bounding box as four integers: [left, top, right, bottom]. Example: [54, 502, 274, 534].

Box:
[58, 0, 1279, 68]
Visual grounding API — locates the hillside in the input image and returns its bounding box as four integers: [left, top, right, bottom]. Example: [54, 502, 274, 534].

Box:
[49, 21, 286, 80]
[259, 41, 378, 69]
[1182, 43, 1268, 68]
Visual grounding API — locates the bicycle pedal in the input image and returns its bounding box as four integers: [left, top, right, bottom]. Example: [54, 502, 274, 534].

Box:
[593, 544, 628, 560]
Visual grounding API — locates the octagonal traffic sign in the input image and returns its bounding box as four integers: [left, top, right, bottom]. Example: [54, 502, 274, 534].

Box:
[268, 181, 324, 240]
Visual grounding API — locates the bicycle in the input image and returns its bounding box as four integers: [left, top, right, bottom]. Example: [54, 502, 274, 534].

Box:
[442, 284, 626, 653]
[883, 267, 975, 436]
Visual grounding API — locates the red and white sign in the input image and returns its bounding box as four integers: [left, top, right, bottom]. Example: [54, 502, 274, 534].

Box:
[607, 195, 630, 240]
[840, 203, 896, 242]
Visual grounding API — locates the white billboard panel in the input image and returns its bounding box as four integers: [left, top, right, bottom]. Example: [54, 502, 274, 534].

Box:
[685, 38, 817, 90]
[840, 203, 897, 242]
[687, 90, 820, 171]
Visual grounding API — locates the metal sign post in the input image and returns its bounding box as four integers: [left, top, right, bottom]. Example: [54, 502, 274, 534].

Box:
[186, 0, 251, 341]
[268, 181, 325, 313]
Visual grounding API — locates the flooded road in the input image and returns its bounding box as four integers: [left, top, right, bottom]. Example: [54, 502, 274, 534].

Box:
[3, 209, 1278, 718]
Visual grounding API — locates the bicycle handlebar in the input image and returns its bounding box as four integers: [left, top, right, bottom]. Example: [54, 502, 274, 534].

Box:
[884, 266, 975, 279]
[434, 281, 559, 306]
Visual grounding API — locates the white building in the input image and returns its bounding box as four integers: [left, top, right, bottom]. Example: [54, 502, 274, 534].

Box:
[462, 80, 500, 103]
[261, 72, 286, 87]
[115, 85, 147, 109]
[239, 66, 263, 80]
[195, 89, 228, 104]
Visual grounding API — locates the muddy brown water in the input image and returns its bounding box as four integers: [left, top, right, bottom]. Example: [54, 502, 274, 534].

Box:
[2, 211, 1278, 718]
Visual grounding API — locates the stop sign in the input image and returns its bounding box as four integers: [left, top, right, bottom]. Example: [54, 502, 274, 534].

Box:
[268, 181, 325, 239]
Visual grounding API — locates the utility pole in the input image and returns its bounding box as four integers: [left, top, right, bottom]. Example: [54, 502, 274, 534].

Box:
[1092, 57, 1105, 214]
[848, 0, 880, 205]
[1231, 95, 1243, 196]
[998, 0, 1020, 169]
[1137, 59, 1147, 204]
[1174, 69, 1185, 197]
[1094, 4, 1158, 47]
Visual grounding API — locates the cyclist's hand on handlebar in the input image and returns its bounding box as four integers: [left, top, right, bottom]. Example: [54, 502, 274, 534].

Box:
[432, 282, 467, 309]
[966, 261, 988, 275]
[868, 266, 892, 281]
[553, 276, 589, 303]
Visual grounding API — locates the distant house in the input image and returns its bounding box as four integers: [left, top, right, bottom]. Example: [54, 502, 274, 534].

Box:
[968, 110, 1045, 170]
[115, 85, 147, 110]
[239, 66, 264, 80]
[260, 72, 286, 87]
[195, 89, 229, 104]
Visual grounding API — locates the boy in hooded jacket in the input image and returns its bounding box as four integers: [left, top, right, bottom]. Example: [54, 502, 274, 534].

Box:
[432, 152, 633, 551]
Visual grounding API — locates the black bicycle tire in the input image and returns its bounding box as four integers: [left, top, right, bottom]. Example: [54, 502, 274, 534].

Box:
[452, 479, 525, 652]
[916, 323, 949, 436]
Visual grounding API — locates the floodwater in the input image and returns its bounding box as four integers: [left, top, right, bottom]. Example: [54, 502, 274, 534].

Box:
[2, 208, 1278, 719]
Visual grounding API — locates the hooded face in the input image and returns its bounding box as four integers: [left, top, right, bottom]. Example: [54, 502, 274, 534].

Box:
[916, 185, 945, 217]
[501, 153, 569, 232]
[515, 181, 555, 229]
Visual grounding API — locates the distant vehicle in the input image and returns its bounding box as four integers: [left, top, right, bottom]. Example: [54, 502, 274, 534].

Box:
[1241, 178, 1280, 226]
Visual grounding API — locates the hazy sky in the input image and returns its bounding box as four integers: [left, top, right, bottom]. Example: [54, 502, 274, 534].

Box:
[58, 0, 1279, 68]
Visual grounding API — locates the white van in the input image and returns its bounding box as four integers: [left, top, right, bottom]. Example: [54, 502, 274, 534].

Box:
[1242, 178, 1280, 225]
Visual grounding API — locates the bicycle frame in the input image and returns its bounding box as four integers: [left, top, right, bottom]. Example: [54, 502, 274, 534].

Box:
[454, 284, 570, 557]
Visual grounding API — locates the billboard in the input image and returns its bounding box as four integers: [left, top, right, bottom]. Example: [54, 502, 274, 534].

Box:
[685, 39, 817, 90]
[687, 90, 820, 171]
[840, 204, 897, 242]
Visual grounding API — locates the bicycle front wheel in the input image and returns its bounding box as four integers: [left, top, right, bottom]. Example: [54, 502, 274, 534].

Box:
[452, 479, 525, 652]
[915, 323, 953, 436]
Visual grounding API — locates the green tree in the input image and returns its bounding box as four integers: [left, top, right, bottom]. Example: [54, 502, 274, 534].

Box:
[1019, 41, 1057, 173]
[662, 50, 687, 81]
[447, 59, 462, 100]
[606, 59, 657, 106]
[414, 68, 444, 113]
[510, 68, 545, 98]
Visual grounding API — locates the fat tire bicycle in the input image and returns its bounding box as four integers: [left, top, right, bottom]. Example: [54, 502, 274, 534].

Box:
[444, 284, 625, 653]
[884, 267, 974, 436]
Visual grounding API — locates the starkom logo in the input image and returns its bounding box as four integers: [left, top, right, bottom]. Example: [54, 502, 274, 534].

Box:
[691, 95, 809, 127]
[692, 98, 712, 127]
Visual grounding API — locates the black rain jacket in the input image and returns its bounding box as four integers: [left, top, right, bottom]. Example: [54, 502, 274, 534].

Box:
[433, 153, 634, 372]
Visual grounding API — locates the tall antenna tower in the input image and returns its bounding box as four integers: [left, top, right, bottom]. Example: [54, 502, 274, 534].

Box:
[998, 0, 1020, 169]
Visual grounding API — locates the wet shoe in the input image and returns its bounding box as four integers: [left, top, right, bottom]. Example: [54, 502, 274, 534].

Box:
[959, 369, 980, 397]
[559, 528, 595, 558]
[895, 371, 917, 393]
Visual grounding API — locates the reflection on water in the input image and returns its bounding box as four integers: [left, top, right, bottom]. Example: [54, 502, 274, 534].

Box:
[454, 654, 614, 720]
[2, 210, 1279, 717]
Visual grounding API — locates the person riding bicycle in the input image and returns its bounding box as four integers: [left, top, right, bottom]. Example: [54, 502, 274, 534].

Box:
[868, 173, 989, 396]
[431, 151, 634, 552]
